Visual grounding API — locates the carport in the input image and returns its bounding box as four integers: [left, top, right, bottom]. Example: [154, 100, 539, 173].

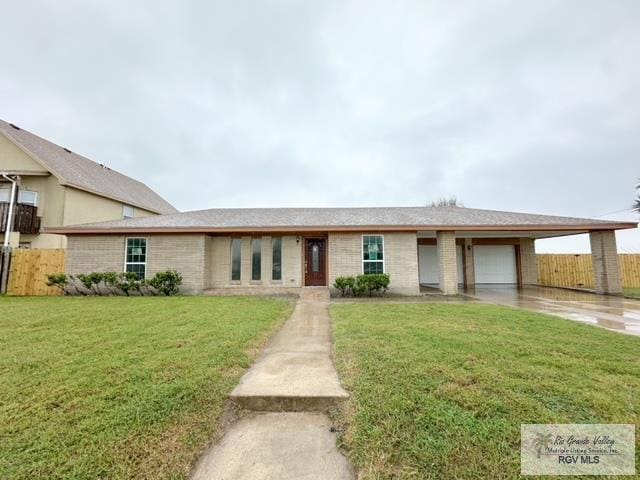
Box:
[417, 226, 632, 296]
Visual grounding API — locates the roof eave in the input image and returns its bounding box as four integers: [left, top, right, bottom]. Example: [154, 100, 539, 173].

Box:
[45, 222, 638, 235]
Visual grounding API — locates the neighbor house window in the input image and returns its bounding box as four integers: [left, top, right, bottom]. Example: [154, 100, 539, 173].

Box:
[18, 190, 37, 206]
[123, 205, 135, 219]
[0, 187, 10, 202]
[231, 238, 242, 281]
[362, 235, 384, 274]
[272, 237, 282, 281]
[125, 238, 147, 279]
[251, 238, 261, 281]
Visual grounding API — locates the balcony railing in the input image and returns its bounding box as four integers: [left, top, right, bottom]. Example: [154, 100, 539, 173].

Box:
[0, 202, 41, 235]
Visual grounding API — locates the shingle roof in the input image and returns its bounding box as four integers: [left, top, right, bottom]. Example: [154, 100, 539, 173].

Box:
[0, 119, 177, 214]
[47, 206, 637, 233]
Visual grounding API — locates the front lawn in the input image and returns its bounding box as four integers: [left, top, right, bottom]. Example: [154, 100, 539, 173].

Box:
[0, 296, 292, 480]
[623, 287, 640, 300]
[332, 303, 640, 479]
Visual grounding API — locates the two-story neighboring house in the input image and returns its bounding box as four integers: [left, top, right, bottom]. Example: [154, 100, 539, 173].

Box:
[0, 119, 177, 248]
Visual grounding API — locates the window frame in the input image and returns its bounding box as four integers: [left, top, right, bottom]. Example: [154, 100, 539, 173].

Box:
[361, 234, 385, 274]
[251, 238, 261, 281]
[18, 189, 38, 206]
[124, 237, 148, 280]
[0, 187, 10, 203]
[271, 237, 282, 281]
[230, 238, 242, 282]
[123, 205, 135, 219]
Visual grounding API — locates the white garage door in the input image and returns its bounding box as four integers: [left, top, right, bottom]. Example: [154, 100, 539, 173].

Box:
[473, 245, 517, 284]
[418, 245, 464, 284]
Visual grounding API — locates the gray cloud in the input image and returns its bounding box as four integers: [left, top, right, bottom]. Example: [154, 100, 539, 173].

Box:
[1, 0, 638, 251]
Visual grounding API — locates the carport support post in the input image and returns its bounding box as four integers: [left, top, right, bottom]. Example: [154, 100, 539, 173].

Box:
[463, 238, 474, 288]
[589, 230, 622, 295]
[437, 231, 458, 295]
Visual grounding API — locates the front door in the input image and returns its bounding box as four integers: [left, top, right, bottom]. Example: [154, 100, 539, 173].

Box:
[304, 238, 326, 286]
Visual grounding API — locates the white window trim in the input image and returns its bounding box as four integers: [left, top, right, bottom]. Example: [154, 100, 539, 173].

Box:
[0, 187, 11, 202]
[18, 189, 38, 206]
[124, 237, 148, 278]
[361, 234, 385, 274]
[123, 205, 135, 219]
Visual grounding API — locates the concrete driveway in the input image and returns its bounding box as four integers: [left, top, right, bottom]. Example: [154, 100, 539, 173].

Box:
[464, 285, 640, 336]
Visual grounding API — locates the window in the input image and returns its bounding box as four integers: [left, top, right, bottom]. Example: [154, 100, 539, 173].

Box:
[123, 205, 135, 219]
[251, 238, 261, 281]
[272, 237, 282, 281]
[231, 238, 242, 281]
[125, 238, 147, 279]
[0, 187, 10, 202]
[18, 190, 37, 206]
[362, 235, 384, 274]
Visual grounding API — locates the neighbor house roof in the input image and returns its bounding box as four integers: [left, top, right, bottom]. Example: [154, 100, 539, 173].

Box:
[0, 119, 178, 215]
[46, 206, 637, 234]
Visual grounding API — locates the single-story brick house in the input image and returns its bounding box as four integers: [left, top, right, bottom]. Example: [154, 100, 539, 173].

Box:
[48, 206, 637, 295]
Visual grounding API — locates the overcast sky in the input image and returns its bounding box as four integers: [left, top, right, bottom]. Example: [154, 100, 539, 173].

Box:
[1, 1, 639, 252]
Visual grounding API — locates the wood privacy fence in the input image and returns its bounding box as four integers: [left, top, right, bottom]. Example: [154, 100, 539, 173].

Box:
[537, 254, 640, 289]
[7, 249, 66, 296]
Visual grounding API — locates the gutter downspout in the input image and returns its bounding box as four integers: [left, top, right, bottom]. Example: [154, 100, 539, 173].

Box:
[1, 173, 18, 293]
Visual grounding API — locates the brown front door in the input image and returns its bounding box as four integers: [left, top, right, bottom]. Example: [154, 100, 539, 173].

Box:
[304, 238, 327, 286]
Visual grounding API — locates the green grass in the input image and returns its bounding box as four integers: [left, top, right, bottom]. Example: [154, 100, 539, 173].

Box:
[623, 287, 640, 300]
[332, 303, 640, 479]
[0, 296, 292, 480]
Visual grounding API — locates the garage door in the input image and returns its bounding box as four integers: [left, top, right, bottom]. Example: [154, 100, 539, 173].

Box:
[473, 245, 517, 284]
[418, 245, 464, 284]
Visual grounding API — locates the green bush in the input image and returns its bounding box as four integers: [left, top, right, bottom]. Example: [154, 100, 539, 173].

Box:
[333, 276, 356, 296]
[46, 273, 68, 293]
[46, 271, 181, 296]
[147, 270, 183, 296]
[335, 274, 391, 297]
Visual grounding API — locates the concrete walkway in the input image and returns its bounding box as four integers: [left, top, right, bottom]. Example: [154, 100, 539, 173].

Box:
[191, 288, 354, 480]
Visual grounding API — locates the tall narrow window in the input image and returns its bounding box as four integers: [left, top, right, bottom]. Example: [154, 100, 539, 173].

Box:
[125, 238, 147, 279]
[231, 238, 242, 281]
[251, 238, 261, 281]
[272, 237, 282, 281]
[362, 235, 384, 274]
[0, 187, 10, 202]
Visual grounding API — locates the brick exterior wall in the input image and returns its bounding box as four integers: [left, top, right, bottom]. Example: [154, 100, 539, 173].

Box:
[519, 238, 538, 285]
[328, 232, 419, 295]
[589, 230, 622, 294]
[66, 235, 125, 273]
[437, 231, 458, 295]
[207, 235, 301, 289]
[66, 234, 206, 294]
[146, 235, 206, 293]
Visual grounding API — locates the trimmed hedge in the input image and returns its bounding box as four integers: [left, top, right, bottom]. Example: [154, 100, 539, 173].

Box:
[333, 274, 390, 297]
[46, 270, 183, 296]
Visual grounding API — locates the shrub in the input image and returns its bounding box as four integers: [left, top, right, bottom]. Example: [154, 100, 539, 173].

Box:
[333, 276, 356, 296]
[147, 270, 183, 296]
[46, 273, 68, 293]
[335, 274, 391, 297]
[47, 271, 181, 296]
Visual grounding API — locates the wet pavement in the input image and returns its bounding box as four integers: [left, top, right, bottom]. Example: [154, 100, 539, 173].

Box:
[464, 285, 640, 336]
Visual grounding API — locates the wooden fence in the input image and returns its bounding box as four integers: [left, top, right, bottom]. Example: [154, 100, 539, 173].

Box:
[7, 249, 66, 296]
[537, 254, 640, 289]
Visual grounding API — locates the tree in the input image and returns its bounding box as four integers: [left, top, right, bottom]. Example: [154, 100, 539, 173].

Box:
[634, 181, 640, 215]
[428, 196, 464, 207]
